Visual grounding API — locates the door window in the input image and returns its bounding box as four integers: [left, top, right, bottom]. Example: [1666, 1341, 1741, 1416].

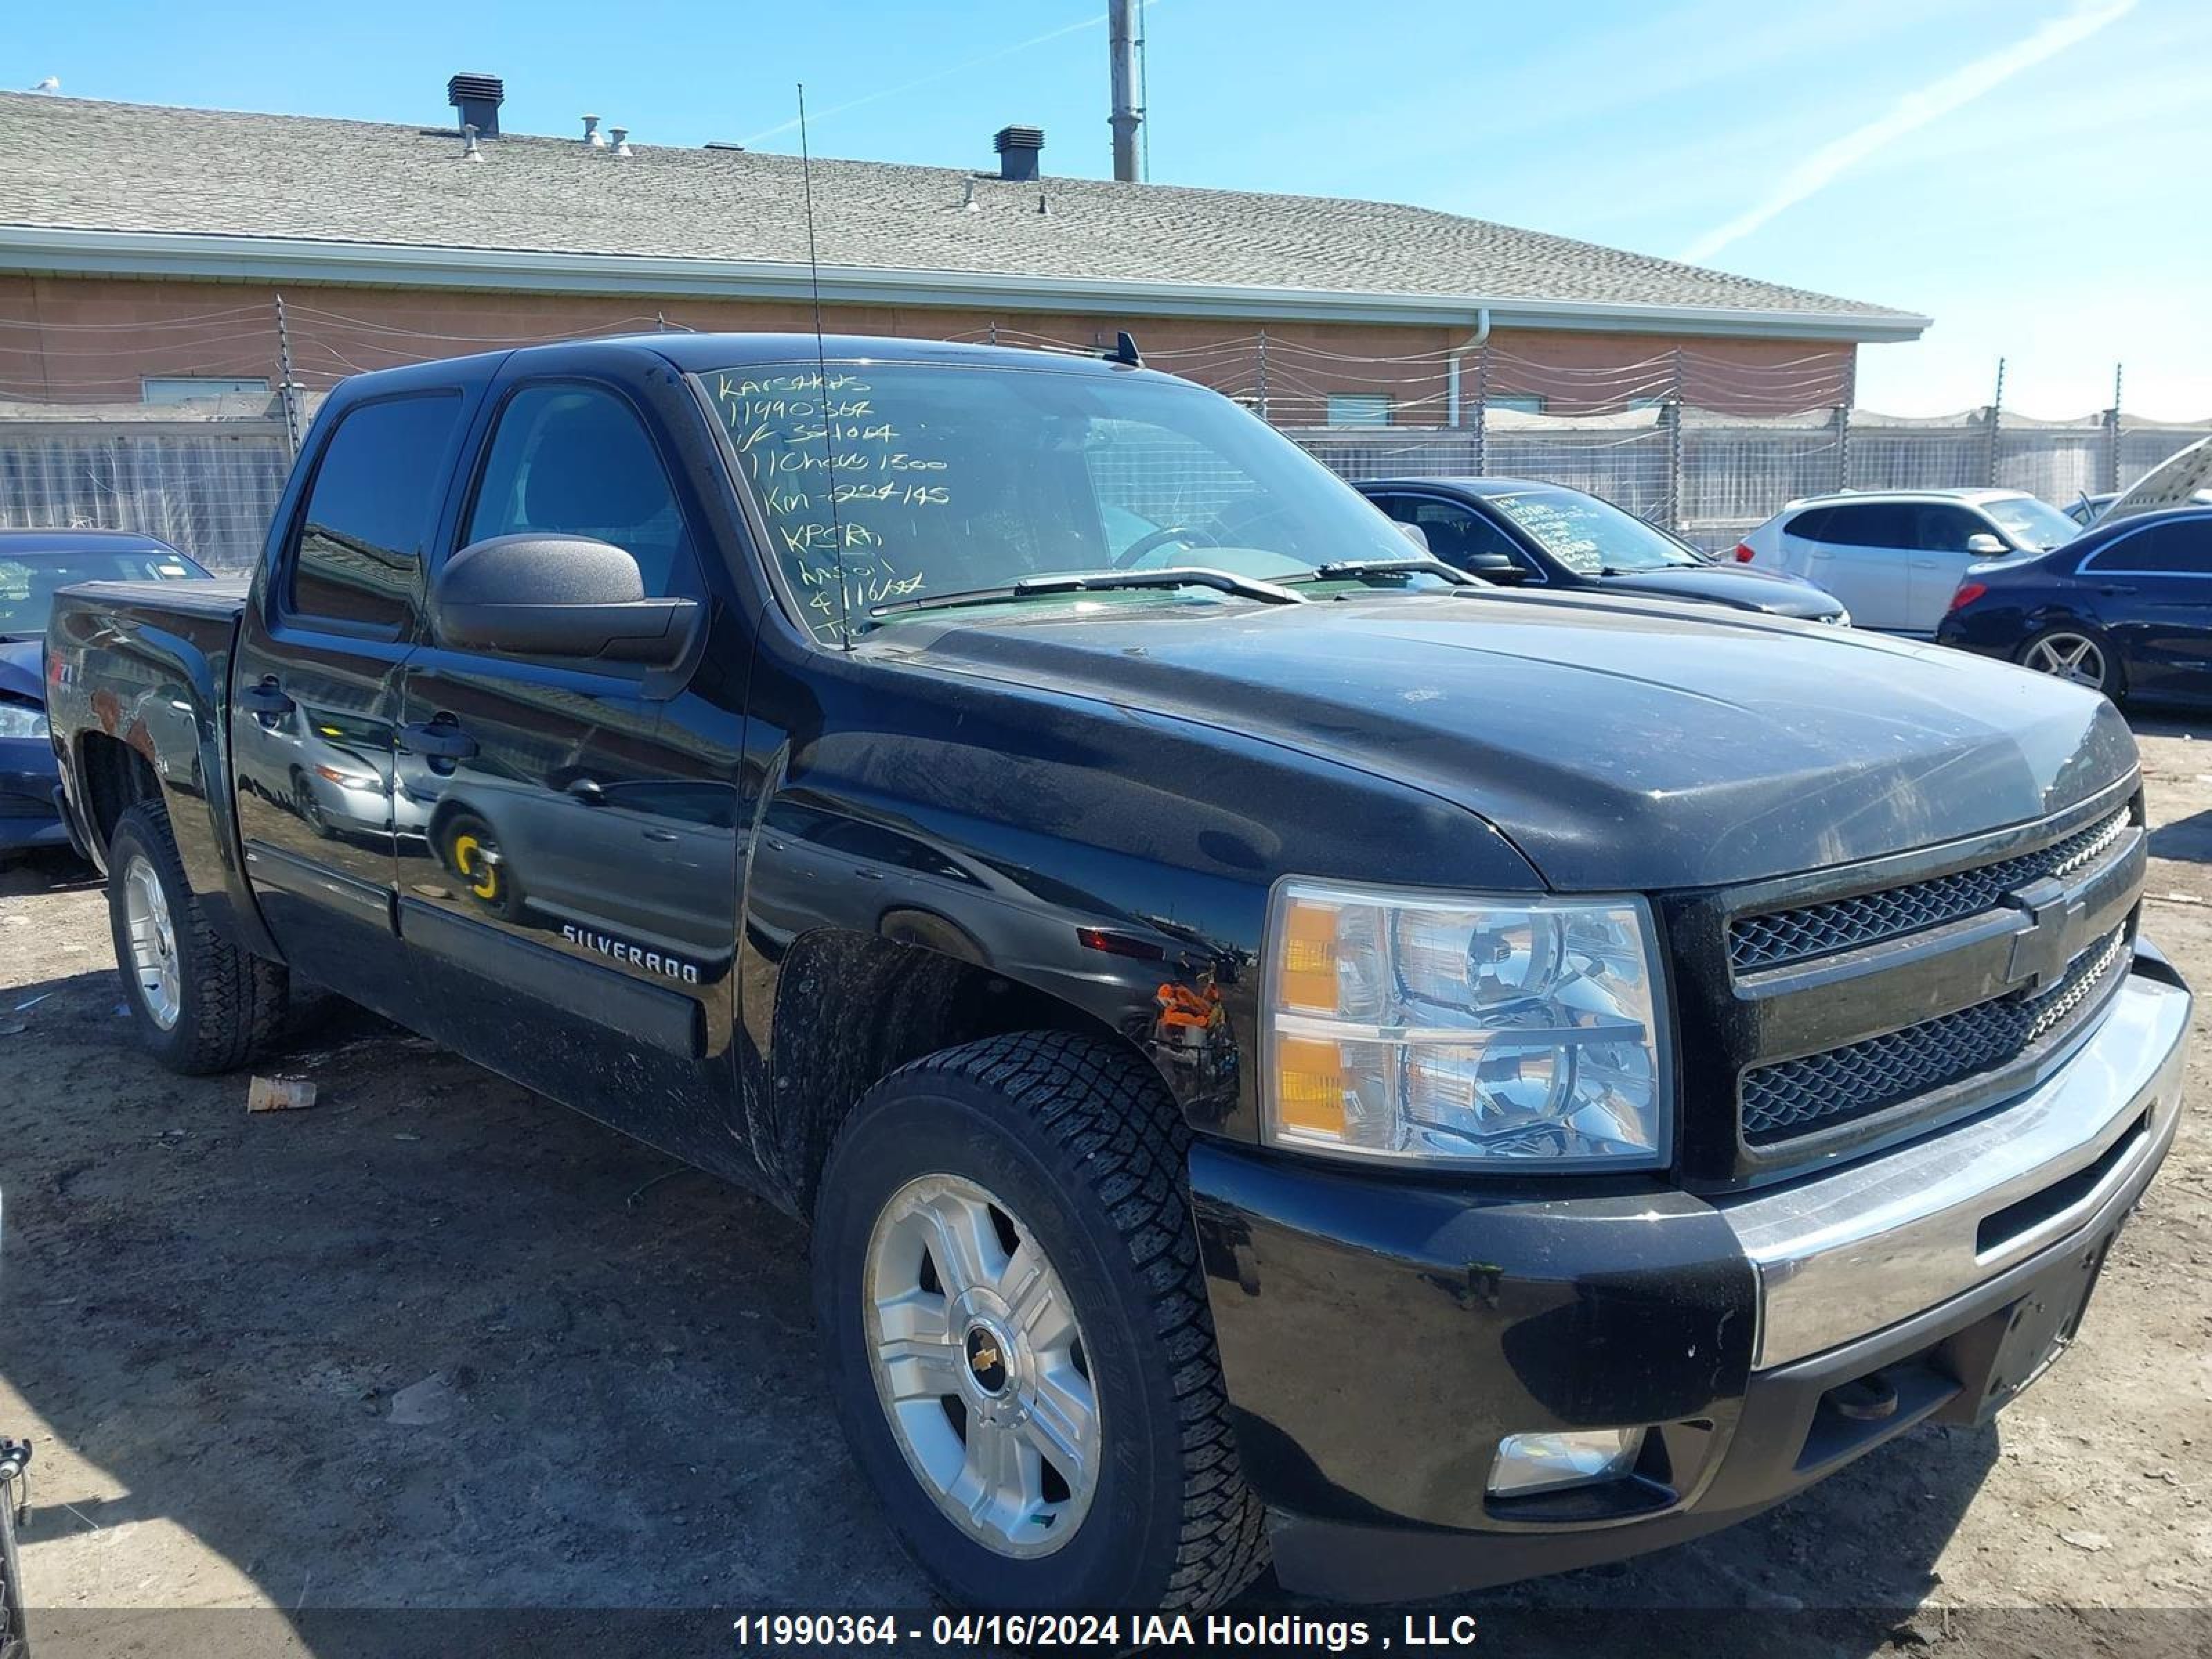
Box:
[289, 393, 462, 630]
[1374, 496, 1539, 577]
[465, 385, 702, 601]
[1817, 504, 1916, 548]
[2087, 518, 2212, 575]
[1909, 505, 1987, 553]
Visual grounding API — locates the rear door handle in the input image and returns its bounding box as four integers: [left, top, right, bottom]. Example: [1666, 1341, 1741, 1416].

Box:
[397, 720, 478, 760]
[641, 829, 680, 843]
[238, 677, 293, 717]
[2097, 584, 2136, 597]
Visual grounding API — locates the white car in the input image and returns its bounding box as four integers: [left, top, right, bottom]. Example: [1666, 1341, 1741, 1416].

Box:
[1732, 488, 2081, 636]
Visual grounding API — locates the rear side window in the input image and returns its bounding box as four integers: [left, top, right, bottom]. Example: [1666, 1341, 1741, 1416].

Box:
[290, 392, 462, 630]
[2089, 518, 2212, 575]
[1783, 507, 1832, 540]
[1817, 504, 1915, 549]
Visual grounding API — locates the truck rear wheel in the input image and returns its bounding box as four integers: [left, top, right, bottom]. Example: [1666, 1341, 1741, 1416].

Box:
[106, 801, 290, 1075]
[812, 1030, 1267, 1611]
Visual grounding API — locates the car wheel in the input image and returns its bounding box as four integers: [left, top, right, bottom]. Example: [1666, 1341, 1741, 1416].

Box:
[106, 800, 290, 1075]
[441, 813, 525, 920]
[813, 1030, 1268, 1611]
[2018, 629, 2120, 698]
[289, 767, 333, 838]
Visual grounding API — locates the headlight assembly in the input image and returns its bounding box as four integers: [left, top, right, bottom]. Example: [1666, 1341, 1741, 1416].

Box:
[1263, 879, 1671, 1170]
[0, 700, 48, 741]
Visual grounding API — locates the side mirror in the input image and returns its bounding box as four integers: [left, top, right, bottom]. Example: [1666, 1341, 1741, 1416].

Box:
[1396, 522, 1432, 553]
[432, 534, 699, 666]
[1461, 552, 1528, 586]
[1965, 532, 2008, 556]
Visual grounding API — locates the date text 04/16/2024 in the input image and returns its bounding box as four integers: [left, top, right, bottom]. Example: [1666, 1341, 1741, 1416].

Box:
[729, 1613, 1482, 1650]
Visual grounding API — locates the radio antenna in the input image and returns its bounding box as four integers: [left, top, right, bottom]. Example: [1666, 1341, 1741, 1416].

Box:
[796, 83, 853, 650]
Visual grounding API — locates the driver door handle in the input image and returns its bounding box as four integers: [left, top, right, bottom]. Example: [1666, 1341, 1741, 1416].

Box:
[238, 677, 293, 717]
[397, 719, 478, 761]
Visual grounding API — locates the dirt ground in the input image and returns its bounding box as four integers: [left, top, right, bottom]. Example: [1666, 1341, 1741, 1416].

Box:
[3, 727, 2211, 1658]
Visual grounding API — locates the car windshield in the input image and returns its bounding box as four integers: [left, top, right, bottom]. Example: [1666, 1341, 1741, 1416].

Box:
[699, 360, 1412, 636]
[0, 545, 205, 639]
[1477, 487, 1702, 575]
[1985, 496, 2081, 551]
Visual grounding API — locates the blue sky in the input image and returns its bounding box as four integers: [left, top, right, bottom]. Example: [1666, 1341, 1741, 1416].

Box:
[12, 1, 2206, 418]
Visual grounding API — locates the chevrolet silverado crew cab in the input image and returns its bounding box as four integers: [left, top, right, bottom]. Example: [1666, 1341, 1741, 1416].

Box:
[45, 335, 2186, 1610]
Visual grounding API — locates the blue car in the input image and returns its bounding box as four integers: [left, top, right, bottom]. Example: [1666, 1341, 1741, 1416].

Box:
[1, 529, 211, 859]
[1935, 505, 2212, 704]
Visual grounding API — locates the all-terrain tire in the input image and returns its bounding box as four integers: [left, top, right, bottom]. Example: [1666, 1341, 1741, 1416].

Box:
[0, 1459, 24, 1659]
[813, 1029, 1268, 1611]
[106, 800, 290, 1075]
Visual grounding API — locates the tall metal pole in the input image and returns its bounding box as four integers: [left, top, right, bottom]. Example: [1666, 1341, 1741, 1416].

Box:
[1470, 344, 1488, 476]
[274, 293, 302, 456]
[1109, 0, 1142, 182]
[1664, 346, 1686, 532]
[1985, 356, 2005, 487]
[2105, 362, 2124, 494]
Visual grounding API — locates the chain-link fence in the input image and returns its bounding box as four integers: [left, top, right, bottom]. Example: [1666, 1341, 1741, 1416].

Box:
[1, 299, 2206, 568]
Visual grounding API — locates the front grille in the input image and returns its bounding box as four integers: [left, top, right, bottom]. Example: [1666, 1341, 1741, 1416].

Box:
[1741, 927, 2129, 1143]
[1730, 807, 2129, 972]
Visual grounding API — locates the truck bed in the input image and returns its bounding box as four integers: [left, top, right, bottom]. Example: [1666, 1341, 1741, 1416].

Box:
[45, 574, 252, 913]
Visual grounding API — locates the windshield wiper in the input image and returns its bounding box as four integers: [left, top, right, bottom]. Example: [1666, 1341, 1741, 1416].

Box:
[1286, 557, 1476, 587]
[867, 566, 1307, 624]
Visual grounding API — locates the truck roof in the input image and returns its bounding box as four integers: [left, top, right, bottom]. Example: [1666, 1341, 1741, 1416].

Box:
[409, 332, 1141, 382]
[641, 332, 1141, 376]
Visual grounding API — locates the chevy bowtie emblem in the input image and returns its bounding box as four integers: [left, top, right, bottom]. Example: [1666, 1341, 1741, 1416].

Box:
[2005, 880, 2090, 995]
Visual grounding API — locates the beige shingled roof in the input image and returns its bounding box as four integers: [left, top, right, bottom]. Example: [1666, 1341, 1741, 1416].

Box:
[0, 93, 1924, 332]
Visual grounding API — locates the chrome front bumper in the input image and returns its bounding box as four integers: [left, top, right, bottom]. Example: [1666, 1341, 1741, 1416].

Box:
[1720, 965, 2191, 1369]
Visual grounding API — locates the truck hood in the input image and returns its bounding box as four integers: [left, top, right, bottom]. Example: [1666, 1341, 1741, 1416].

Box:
[1595, 563, 1844, 619]
[877, 590, 2137, 890]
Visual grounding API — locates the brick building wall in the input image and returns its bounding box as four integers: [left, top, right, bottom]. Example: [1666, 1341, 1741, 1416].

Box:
[0, 275, 1857, 421]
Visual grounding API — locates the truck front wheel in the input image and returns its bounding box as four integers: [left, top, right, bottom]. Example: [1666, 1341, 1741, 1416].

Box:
[812, 1030, 1267, 1611]
[106, 801, 290, 1075]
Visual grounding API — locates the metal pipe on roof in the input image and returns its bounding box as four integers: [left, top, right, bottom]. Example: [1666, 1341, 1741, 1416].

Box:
[1109, 0, 1141, 182]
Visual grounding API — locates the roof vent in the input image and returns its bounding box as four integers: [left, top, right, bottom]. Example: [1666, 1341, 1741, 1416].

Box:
[609, 126, 632, 158]
[582, 113, 606, 148]
[447, 72, 504, 138]
[993, 125, 1044, 182]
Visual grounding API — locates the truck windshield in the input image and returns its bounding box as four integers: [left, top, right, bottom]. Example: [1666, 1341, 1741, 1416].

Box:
[700, 361, 1413, 637]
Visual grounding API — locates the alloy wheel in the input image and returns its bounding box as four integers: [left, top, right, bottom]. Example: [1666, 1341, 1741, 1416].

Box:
[2023, 632, 2108, 691]
[862, 1173, 1100, 1558]
[122, 853, 182, 1031]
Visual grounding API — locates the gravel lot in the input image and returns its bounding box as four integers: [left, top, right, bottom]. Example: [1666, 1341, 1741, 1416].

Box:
[2, 723, 2210, 1657]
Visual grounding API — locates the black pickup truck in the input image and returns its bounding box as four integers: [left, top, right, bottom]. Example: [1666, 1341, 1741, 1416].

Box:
[45, 335, 2188, 1611]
